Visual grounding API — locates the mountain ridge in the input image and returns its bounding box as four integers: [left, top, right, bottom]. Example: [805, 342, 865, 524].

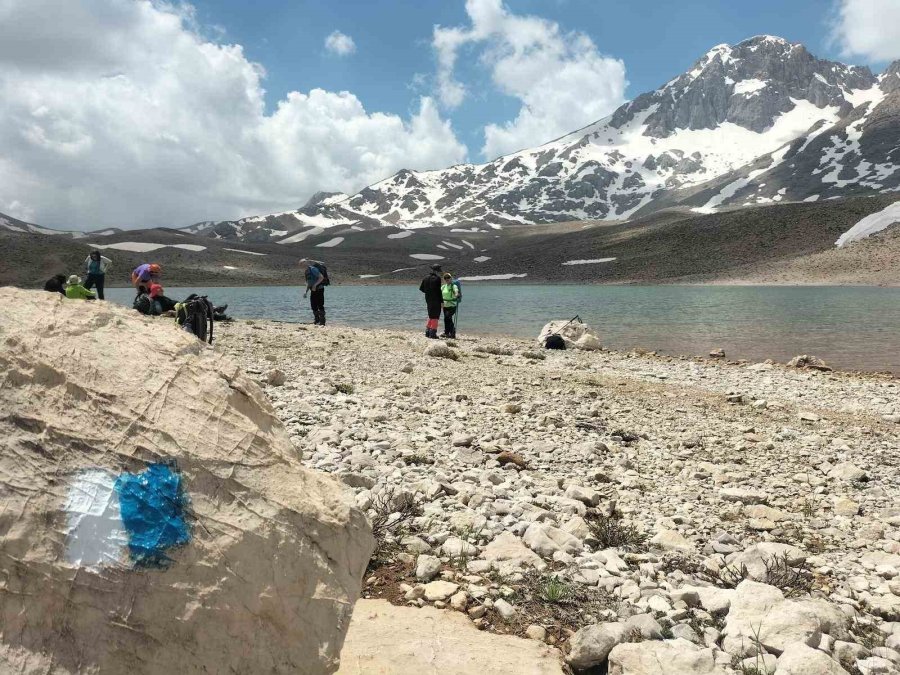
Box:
[1, 35, 897, 248]
[160, 35, 898, 244]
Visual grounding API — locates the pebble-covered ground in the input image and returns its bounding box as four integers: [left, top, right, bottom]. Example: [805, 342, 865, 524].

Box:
[218, 320, 900, 675]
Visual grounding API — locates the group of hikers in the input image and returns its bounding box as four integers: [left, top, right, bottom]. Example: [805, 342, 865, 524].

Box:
[419, 264, 461, 339]
[44, 253, 463, 342]
[43, 254, 228, 343]
[43, 250, 113, 300]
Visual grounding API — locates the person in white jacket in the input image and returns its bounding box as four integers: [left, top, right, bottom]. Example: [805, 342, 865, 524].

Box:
[83, 250, 112, 300]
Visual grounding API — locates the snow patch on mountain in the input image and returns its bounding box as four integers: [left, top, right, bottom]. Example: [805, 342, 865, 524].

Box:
[278, 227, 324, 244]
[562, 258, 617, 265]
[89, 242, 207, 253]
[836, 201, 900, 247]
[458, 273, 527, 281]
[224, 248, 268, 256]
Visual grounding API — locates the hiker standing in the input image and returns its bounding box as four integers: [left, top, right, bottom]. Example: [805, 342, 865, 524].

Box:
[301, 259, 327, 325]
[440, 272, 460, 339]
[419, 264, 443, 339]
[83, 250, 112, 300]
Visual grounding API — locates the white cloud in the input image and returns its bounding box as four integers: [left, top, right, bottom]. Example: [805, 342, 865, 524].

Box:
[433, 0, 627, 159]
[831, 0, 900, 62]
[324, 30, 356, 57]
[0, 1, 465, 229]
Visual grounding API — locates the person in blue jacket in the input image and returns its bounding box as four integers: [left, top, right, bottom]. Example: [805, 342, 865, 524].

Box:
[302, 259, 327, 325]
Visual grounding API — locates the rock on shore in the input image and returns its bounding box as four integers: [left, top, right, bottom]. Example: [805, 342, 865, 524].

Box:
[221, 320, 900, 674]
[0, 289, 373, 674]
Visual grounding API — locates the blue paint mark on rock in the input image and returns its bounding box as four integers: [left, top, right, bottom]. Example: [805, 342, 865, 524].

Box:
[114, 463, 190, 568]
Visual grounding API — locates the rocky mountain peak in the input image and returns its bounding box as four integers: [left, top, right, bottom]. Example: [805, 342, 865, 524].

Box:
[182, 37, 897, 240]
[304, 191, 348, 208]
[881, 60, 900, 94]
[613, 35, 877, 138]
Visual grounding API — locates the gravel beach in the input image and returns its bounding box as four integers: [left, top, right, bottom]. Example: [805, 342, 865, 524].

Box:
[219, 320, 900, 673]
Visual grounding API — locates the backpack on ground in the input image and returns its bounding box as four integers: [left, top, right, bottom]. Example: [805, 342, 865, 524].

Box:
[309, 261, 331, 286]
[544, 334, 566, 350]
[133, 293, 161, 316]
[176, 295, 215, 344]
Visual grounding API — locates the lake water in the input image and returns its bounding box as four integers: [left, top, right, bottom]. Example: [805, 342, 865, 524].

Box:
[106, 285, 900, 374]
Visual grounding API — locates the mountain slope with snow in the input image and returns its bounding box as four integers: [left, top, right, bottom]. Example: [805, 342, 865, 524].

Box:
[328, 36, 898, 230]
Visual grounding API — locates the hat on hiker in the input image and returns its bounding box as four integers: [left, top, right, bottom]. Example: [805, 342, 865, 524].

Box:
[430, 264, 443, 272]
[67, 275, 81, 285]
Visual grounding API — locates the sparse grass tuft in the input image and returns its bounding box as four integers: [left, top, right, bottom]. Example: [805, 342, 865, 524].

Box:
[850, 617, 885, 650]
[369, 486, 422, 561]
[474, 345, 514, 356]
[538, 575, 572, 604]
[709, 553, 812, 597]
[334, 382, 354, 395]
[585, 505, 647, 552]
[402, 452, 433, 466]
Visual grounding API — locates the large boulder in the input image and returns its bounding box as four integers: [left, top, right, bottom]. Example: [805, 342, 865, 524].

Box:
[775, 642, 849, 674]
[336, 600, 565, 674]
[723, 580, 848, 657]
[537, 319, 601, 350]
[566, 623, 628, 670]
[607, 639, 726, 674]
[0, 289, 373, 674]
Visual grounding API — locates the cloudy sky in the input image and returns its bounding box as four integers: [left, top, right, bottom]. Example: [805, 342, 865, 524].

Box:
[1, 0, 897, 230]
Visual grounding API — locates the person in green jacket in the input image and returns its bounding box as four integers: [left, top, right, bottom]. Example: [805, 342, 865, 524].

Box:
[440, 272, 459, 339]
[64, 275, 96, 300]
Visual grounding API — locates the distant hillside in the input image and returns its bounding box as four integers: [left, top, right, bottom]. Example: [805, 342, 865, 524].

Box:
[2, 196, 897, 289]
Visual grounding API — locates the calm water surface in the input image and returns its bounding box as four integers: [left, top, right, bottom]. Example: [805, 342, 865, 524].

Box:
[106, 285, 900, 374]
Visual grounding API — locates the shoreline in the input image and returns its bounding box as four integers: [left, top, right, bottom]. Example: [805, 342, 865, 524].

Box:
[216, 319, 900, 670]
[248, 320, 900, 380]
[98, 280, 900, 288]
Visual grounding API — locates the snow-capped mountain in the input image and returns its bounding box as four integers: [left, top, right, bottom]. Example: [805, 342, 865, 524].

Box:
[172, 35, 898, 242]
[334, 36, 897, 228]
[178, 191, 389, 243]
[0, 212, 121, 238]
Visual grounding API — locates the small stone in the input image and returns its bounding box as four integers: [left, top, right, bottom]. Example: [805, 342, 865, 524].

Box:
[467, 605, 486, 619]
[266, 369, 286, 386]
[497, 451, 527, 468]
[501, 403, 522, 414]
[833, 497, 860, 517]
[709, 348, 725, 358]
[415, 555, 441, 582]
[449, 591, 468, 611]
[493, 599, 516, 621]
[829, 462, 869, 483]
[650, 529, 696, 553]
[721, 487, 768, 505]
[423, 580, 459, 602]
[525, 625, 547, 641]
[452, 434, 474, 447]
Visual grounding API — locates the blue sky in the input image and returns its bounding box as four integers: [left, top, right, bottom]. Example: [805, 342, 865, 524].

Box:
[1, 0, 897, 228]
[186, 0, 889, 156]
